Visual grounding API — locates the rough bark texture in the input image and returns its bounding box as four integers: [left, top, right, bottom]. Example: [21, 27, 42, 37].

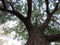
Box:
[0, 0, 60, 45]
[26, 27, 49, 45]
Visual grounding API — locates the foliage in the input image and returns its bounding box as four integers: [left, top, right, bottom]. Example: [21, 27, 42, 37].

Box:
[0, 0, 60, 44]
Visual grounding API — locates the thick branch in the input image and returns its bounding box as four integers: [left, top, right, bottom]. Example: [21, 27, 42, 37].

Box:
[0, 7, 34, 31]
[0, 8, 26, 22]
[1, 0, 15, 10]
[51, 3, 59, 15]
[38, 2, 59, 32]
[0, 0, 34, 32]
[45, 0, 50, 15]
[27, 0, 32, 20]
[46, 33, 60, 42]
[38, 0, 51, 32]
[39, 14, 52, 32]
[7, 2, 15, 10]
[0, 0, 33, 31]
[1, 0, 7, 9]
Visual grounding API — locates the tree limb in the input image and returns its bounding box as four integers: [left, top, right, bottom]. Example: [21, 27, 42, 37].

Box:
[38, 14, 52, 32]
[45, 0, 50, 15]
[0, 0, 7, 9]
[0, 0, 27, 22]
[7, 2, 15, 10]
[0, 0, 33, 31]
[51, 3, 59, 15]
[46, 33, 60, 42]
[38, 1, 59, 32]
[38, 0, 51, 32]
[27, 0, 32, 20]
[0, 8, 26, 22]
[1, 0, 15, 10]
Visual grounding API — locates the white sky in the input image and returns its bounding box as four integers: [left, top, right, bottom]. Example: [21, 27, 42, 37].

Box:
[0, 36, 23, 45]
[0, 30, 26, 45]
[0, 20, 26, 45]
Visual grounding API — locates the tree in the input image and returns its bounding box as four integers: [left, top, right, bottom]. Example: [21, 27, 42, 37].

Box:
[0, 0, 60, 45]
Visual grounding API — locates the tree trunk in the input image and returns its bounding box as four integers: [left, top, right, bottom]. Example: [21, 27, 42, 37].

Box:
[26, 27, 49, 45]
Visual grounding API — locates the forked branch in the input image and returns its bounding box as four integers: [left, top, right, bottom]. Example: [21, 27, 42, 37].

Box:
[38, 0, 51, 32]
[39, 0, 59, 32]
[0, 0, 33, 30]
[0, 0, 26, 22]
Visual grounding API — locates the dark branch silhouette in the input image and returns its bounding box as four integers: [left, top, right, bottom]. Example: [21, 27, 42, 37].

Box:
[0, 0, 60, 45]
[0, 7, 26, 22]
[38, 0, 59, 32]
[7, 2, 15, 10]
[1, 0, 7, 9]
[51, 3, 59, 15]
[38, 0, 51, 32]
[47, 33, 60, 42]
[27, 0, 32, 20]
[45, 0, 50, 15]
[0, 0, 33, 31]
[39, 15, 52, 32]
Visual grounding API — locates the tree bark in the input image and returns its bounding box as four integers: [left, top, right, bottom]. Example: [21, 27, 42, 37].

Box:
[0, 0, 60, 45]
[47, 33, 60, 42]
[26, 27, 49, 45]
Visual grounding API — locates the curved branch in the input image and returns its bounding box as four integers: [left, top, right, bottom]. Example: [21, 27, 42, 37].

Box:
[27, 0, 32, 20]
[46, 33, 60, 42]
[38, 2, 59, 32]
[38, 14, 52, 32]
[38, 0, 51, 32]
[0, 0, 33, 31]
[7, 2, 15, 10]
[1, 0, 15, 10]
[0, 8, 26, 22]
